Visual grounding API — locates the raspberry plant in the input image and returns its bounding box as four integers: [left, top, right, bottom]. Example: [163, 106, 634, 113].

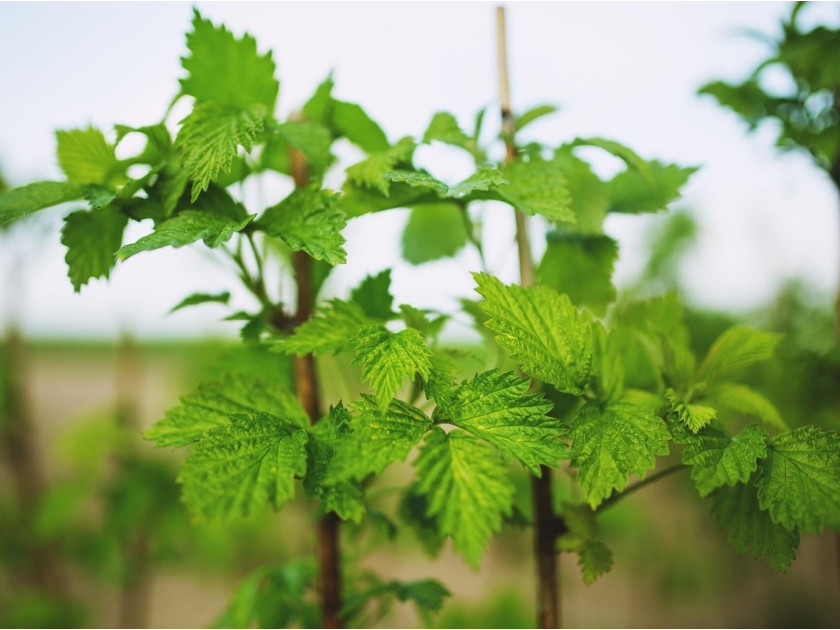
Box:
[2, 7, 840, 628]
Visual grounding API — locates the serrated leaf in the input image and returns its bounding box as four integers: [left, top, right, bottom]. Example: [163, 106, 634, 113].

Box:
[273, 120, 334, 173]
[699, 327, 782, 384]
[350, 269, 395, 320]
[0, 181, 85, 226]
[515, 105, 558, 132]
[553, 146, 609, 234]
[169, 291, 231, 314]
[498, 158, 574, 222]
[415, 428, 514, 567]
[577, 540, 614, 585]
[176, 101, 265, 201]
[342, 578, 450, 624]
[755, 426, 840, 533]
[56, 127, 121, 185]
[703, 382, 788, 432]
[568, 401, 671, 508]
[330, 396, 431, 481]
[272, 299, 369, 357]
[435, 370, 564, 475]
[680, 424, 768, 497]
[181, 10, 278, 111]
[346, 137, 415, 195]
[608, 161, 698, 214]
[538, 234, 618, 315]
[83, 184, 117, 210]
[402, 202, 468, 264]
[451, 166, 508, 196]
[352, 324, 433, 410]
[665, 389, 717, 433]
[473, 272, 592, 395]
[423, 111, 485, 162]
[257, 186, 346, 265]
[61, 205, 128, 291]
[179, 412, 308, 519]
[331, 100, 390, 153]
[712, 481, 800, 572]
[145, 373, 308, 448]
[590, 323, 624, 405]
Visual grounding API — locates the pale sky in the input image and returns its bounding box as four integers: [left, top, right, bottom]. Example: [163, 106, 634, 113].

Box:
[1, 2, 838, 339]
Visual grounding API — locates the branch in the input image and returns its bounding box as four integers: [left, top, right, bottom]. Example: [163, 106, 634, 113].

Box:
[596, 464, 687, 513]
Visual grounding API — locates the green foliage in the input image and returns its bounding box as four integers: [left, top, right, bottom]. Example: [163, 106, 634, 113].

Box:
[499, 158, 574, 222]
[56, 127, 121, 185]
[60, 205, 128, 291]
[169, 291, 231, 313]
[415, 428, 515, 567]
[346, 137, 416, 195]
[272, 299, 369, 357]
[350, 269, 395, 320]
[0, 181, 84, 226]
[402, 202, 469, 264]
[698, 327, 781, 383]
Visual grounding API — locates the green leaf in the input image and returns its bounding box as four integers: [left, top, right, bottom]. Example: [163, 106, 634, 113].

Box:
[342, 578, 450, 624]
[473, 272, 592, 395]
[181, 10, 279, 110]
[665, 389, 717, 434]
[608, 161, 698, 214]
[576, 540, 614, 586]
[589, 323, 624, 405]
[435, 370, 564, 475]
[0, 181, 85, 226]
[755, 426, 840, 533]
[145, 373, 308, 448]
[538, 234, 618, 315]
[302, 74, 334, 126]
[61, 205, 128, 291]
[415, 428, 514, 567]
[179, 412, 308, 519]
[698, 327, 782, 384]
[515, 105, 558, 132]
[118, 186, 252, 259]
[712, 481, 800, 572]
[399, 487, 446, 557]
[330, 396, 431, 481]
[552, 147, 609, 234]
[346, 137, 415, 195]
[450, 166, 509, 196]
[331, 100, 390, 153]
[680, 424, 768, 497]
[272, 299, 369, 357]
[169, 291, 231, 314]
[402, 202, 469, 264]
[568, 401, 671, 508]
[423, 111, 485, 161]
[176, 101, 265, 201]
[257, 186, 346, 265]
[272, 120, 334, 173]
[352, 324, 433, 410]
[703, 382, 788, 432]
[498, 158, 574, 222]
[56, 127, 120, 185]
[350, 269, 395, 320]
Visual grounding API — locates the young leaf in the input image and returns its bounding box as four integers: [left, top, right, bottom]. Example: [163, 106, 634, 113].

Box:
[755, 426, 840, 533]
[402, 202, 469, 264]
[552, 147, 609, 234]
[538, 234, 618, 315]
[607, 161, 698, 214]
[698, 327, 782, 384]
[145, 373, 308, 448]
[179, 412, 308, 519]
[346, 137, 415, 195]
[473, 272, 593, 395]
[181, 10, 279, 111]
[329, 396, 431, 481]
[422, 111, 485, 162]
[576, 540, 614, 586]
[169, 291, 231, 314]
[665, 389, 717, 434]
[0, 181, 85, 226]
[176, 101, 265, 201]
[302, 74, 335, 126]
[680, 424, 768, 497]
[350, 269, 395, 320]
[435, 370, 564, 475]
[703, 382, 788, 432]
[61, 205, 128, 291]
[498, 158, 574, 223]
[415, 428, 515, 567]
[331, 100, 390, 153]
[56, 127, 120, 185]
[712, 481, 800, 572]
[568, 401, 671, 508]
[272, 299, 369, 357]
[256, 187, 347, 265]
[352, 324, 433, 410]
[515, 105, 558, 132]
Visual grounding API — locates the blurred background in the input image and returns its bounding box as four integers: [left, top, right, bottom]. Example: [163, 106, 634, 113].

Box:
[1, 1, 840, 628]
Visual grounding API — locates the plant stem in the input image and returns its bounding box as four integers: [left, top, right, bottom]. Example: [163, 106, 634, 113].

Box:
[290, 141, 343, 629]
[596, 464, 686, 513]
[497, 7, 559, 628]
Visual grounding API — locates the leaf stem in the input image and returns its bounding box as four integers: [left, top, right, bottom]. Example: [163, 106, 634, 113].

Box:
[596, 463, 686, 513]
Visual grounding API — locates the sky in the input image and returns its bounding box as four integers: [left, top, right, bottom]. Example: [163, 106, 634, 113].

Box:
[0, 1, 838, 339]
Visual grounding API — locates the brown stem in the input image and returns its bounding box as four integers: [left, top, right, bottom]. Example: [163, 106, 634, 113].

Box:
[497, 6, 559, 627]
[118, 533, 151, 630]
[828, 155, 840, 601]
[290, 142, 342, 628]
